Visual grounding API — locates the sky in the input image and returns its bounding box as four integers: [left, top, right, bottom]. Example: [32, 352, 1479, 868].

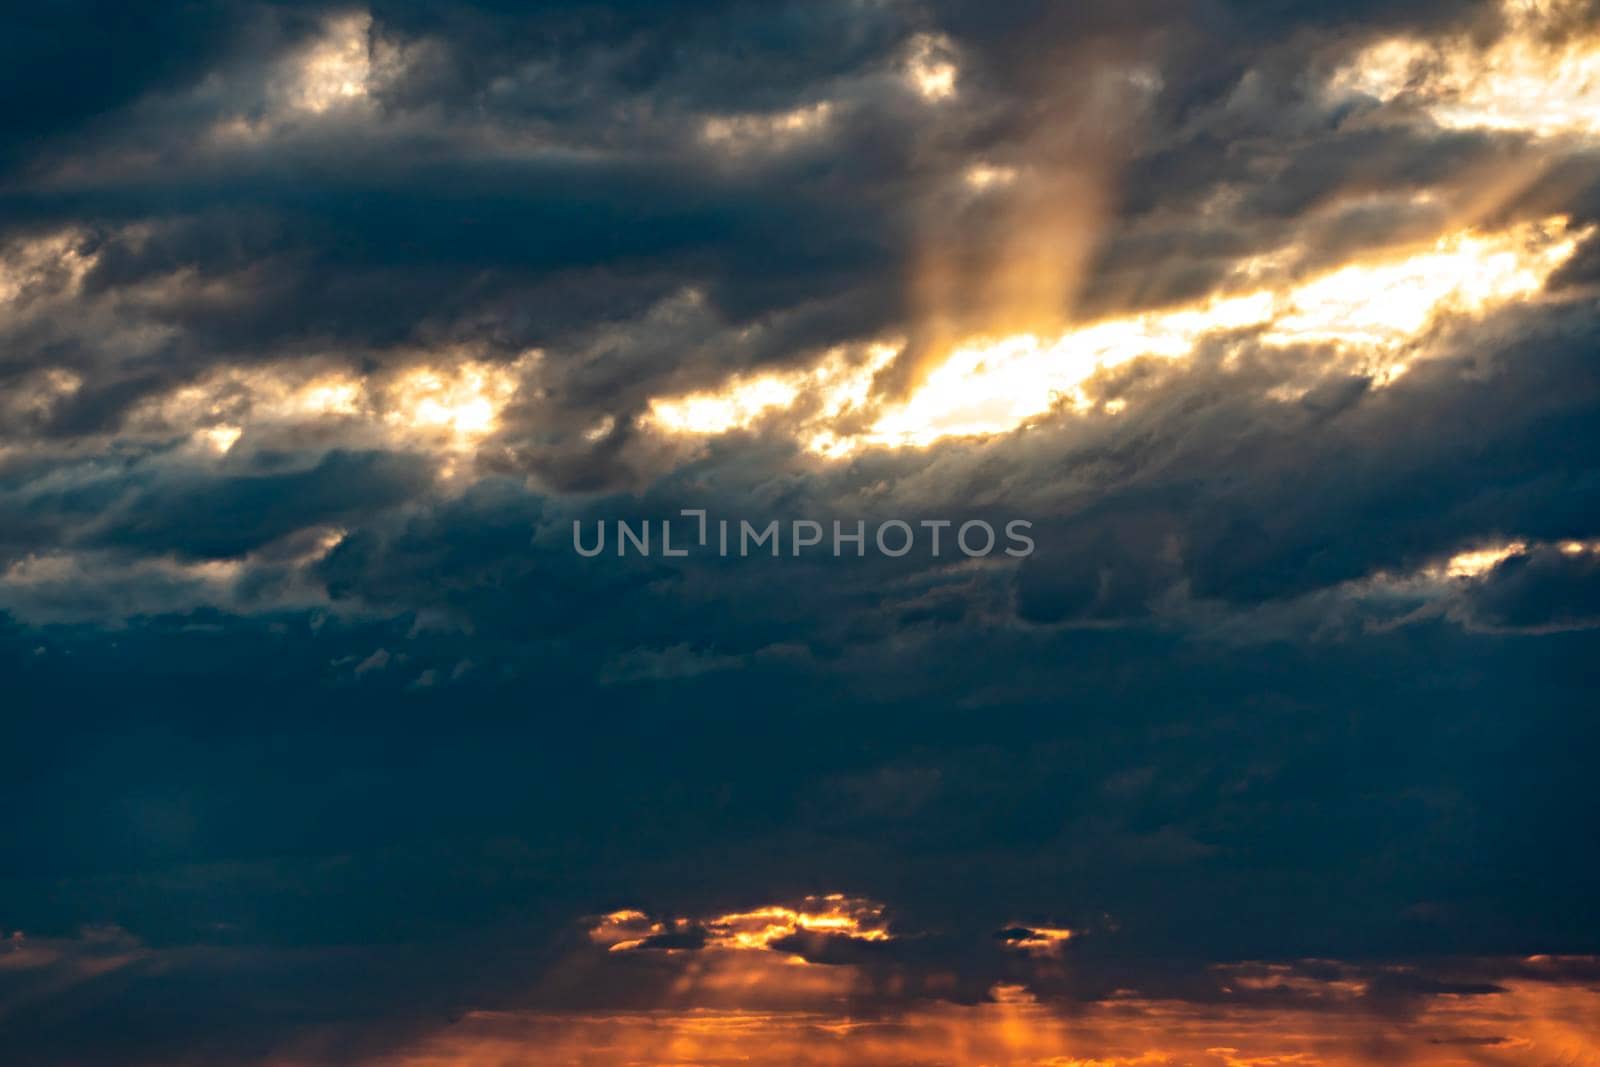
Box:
[2, 1, 1600, 1064]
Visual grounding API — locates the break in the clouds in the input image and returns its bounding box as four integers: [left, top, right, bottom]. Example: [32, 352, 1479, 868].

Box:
[3, 1, 1600, 1064]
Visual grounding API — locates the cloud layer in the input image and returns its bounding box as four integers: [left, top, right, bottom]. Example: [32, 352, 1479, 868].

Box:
[3, 0, 1599, 1063]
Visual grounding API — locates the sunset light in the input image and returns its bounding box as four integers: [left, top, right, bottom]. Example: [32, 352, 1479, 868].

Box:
[1331, 0, 1600, 136]
[642, 217, 1586, 452]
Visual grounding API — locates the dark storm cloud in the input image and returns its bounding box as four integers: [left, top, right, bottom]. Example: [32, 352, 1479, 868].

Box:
[94, 449, 432, 559]
[1460, 543, 1600, 632]
[828, 296, 1572, 631]
[0, 447, 432, 576]
[0, 2, 333, 169]
[5, 586, 1599, 1063]
[3, 0, 1600, 1064]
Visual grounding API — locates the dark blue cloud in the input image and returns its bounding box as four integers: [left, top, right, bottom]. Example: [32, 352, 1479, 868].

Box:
[3, 0, 1599, 1063]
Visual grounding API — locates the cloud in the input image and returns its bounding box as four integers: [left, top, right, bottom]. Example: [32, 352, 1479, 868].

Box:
[3, 1, 1600, 1064]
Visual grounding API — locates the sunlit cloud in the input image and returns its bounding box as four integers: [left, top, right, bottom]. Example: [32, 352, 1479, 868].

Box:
[291, 11, 375, 114]
[1344, 538, 1538, 601]
[904, 33, 960, 102]
[964, 163, 1019, 191]
[591, 894, 893, 955]
[384, 361, 520, 444]
[1329, 0, 1600, 136]
[1333, 537, 1558, 617]
[290, 377, 366, 418]
[126, 353, 533, 467]
[703, 896, 893, 950]
[194, 424, 243, 454]
[129, 366, 364, 439]
[1329, 540, 1532, 602]
[1435, 541, 1530, 580]
[205, 8, 426, 144]
[643, 218, 1585, 454]
[642, 343, 897, 451]
[868, 218, 1581, 446]
[701, 102, 836, 154]
[1, 367, 83, 433]
[996, 925, 1075, 958]
[644, 375, 803, 437]
[0, 229, 96, 308]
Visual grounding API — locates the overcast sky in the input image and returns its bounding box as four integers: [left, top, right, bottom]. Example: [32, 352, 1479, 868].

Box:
[3, 1, 1600, 1064]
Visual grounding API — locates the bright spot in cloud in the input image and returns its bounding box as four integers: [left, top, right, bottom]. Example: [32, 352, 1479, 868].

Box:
[1260, 224, 1575, 347]
[385, 361, 521, 444]
[701, 102, 835, 153]
[1343, 537, 1589, 610]
[131, 369, 367, 436]
[645, 375, 800, 436]
[292, 378, 365, 417]
[1437, 541, 1529, 579]
[1330, 0, 1600, 136]
[293, 11, 374, 113]
[196, 425, 242, 453]
[905, 33, 959, 101]
[590, 894, 893, 955]
[126, 354, 532, 474]
[644, 218, 1582, 453]
[867, 288, 1277, 446]
[997, 925, 1076, 958]
[964, 163, 1018, 191]
[706, 896, 893, 950]
[868, 219, 1580, 446]
[311, 526, 348, 559]
[0, 230, 96, 308]
[643, 343, 896, 444]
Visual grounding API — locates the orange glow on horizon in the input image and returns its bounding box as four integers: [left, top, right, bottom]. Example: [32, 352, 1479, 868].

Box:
[374, 971, 1600, 1067]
